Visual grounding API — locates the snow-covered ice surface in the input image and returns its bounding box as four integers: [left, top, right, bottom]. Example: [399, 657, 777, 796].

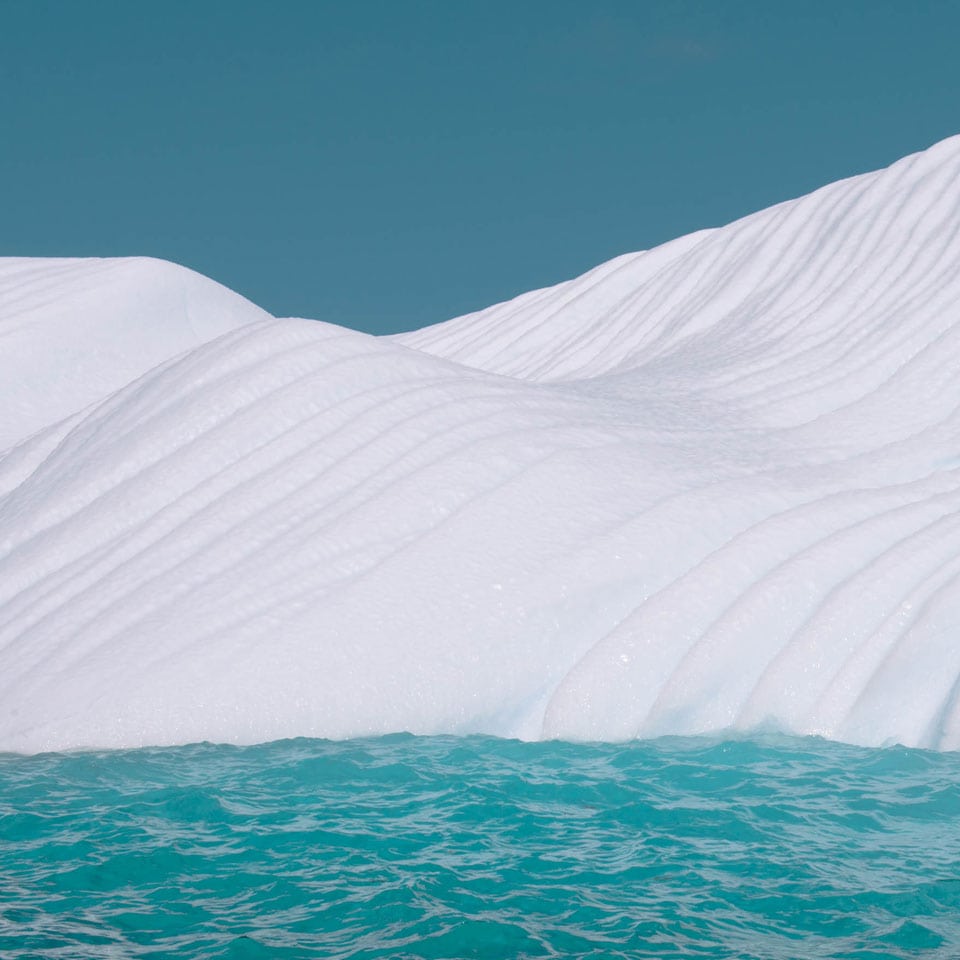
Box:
[0, 257, 270, 450]
[2, 137, 960, 753]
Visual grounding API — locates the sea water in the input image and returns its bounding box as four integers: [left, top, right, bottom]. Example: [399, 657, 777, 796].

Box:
[2, 734, 959, 959]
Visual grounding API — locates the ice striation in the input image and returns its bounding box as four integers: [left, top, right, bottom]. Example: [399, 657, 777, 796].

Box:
[2, 137, 960, 753]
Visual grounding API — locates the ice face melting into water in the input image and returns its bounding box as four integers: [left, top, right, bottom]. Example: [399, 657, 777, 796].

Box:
[2, 137, 960, 753]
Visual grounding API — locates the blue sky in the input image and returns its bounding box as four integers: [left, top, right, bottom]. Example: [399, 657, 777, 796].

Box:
[2, 0, 958, 334]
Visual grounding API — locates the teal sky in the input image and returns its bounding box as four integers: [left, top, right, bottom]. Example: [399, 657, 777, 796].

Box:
[2, 1, 959, 335]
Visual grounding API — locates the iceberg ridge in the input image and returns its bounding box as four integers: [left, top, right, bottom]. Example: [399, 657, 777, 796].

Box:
[2, 137, 960, 753]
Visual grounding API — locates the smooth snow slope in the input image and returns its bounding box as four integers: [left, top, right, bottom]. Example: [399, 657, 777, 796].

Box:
[0, 257, 270, 450]
[2, 137, 960, 753]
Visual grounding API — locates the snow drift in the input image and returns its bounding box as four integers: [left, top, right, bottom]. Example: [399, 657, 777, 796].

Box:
[2, 137, 960, 753]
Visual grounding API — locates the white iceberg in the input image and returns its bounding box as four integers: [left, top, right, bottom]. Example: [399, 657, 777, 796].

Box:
[2, 137, 960, 753]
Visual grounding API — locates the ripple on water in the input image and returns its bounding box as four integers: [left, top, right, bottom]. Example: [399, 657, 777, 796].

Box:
[1, 734, 959, 959]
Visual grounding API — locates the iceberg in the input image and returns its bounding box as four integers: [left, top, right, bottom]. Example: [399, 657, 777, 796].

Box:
[2, 137, 960, 753]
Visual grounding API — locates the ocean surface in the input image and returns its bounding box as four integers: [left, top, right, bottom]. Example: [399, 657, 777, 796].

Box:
[2, 734, 959, 959]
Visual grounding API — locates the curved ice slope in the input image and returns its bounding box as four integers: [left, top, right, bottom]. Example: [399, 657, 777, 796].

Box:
[3, 137, 960, 753]
[397, 135, 960, 425]
[0, 257, 269, 450]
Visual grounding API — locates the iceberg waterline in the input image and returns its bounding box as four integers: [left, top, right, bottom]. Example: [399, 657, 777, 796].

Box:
[2, 137, 960, 753]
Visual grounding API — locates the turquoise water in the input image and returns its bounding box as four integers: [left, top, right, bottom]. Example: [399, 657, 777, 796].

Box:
[2, 734, 959, 959]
